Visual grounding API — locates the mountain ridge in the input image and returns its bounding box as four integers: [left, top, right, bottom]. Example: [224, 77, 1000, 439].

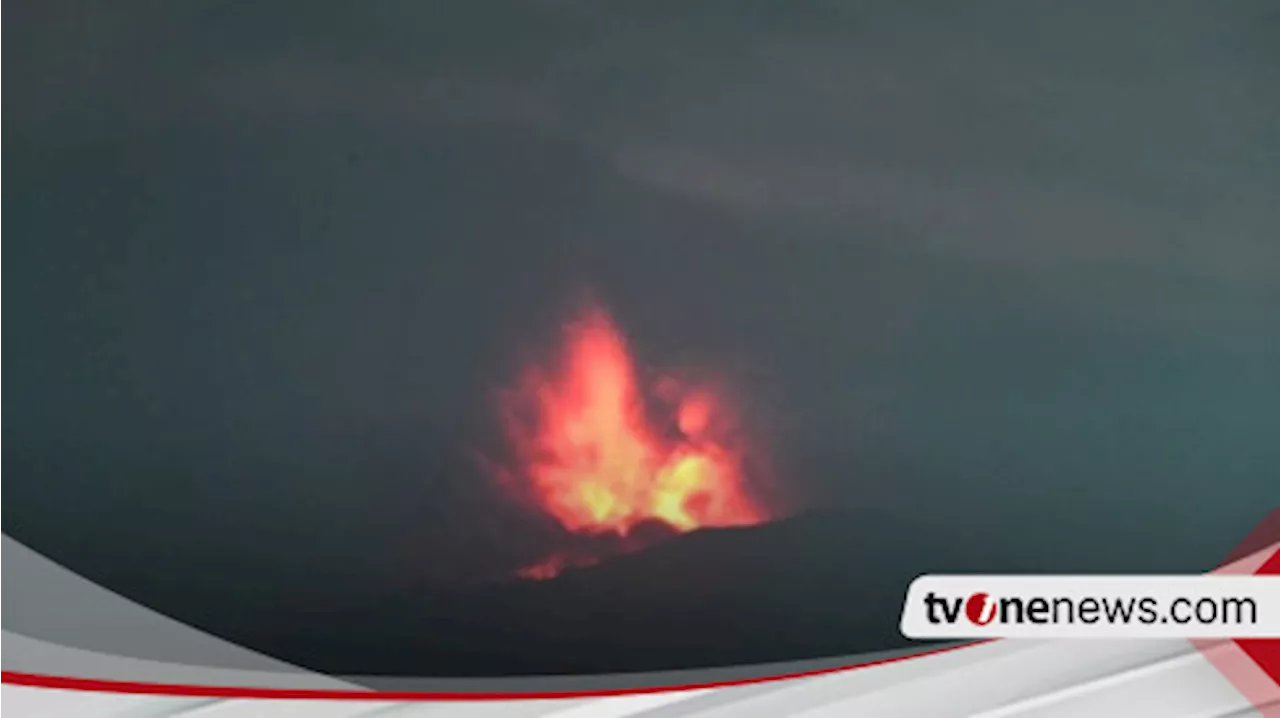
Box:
[243, 506, 1006, 676]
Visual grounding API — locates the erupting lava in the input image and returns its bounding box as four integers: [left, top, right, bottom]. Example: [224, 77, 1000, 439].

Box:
[493, 302, 771, 578]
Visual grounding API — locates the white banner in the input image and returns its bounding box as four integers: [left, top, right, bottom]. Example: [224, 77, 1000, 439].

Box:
[900, 575, 1280, 639]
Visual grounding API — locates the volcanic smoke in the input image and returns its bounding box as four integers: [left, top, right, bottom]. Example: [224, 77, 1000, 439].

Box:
[492, 301, 772, 579]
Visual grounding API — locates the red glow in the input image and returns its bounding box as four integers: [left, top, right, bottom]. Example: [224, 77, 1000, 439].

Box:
[494, 302, 770, 576]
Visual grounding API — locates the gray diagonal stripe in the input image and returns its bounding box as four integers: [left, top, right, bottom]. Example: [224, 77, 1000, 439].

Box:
[2, 536, 343, 682]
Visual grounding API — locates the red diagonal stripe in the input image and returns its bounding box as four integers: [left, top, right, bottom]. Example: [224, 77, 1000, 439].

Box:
[1219, 509, 1280, 568]
[1235, 545, 1280, 686]
[1200, 510, 1280, 714]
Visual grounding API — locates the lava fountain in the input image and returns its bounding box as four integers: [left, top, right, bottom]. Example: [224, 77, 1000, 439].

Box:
[491, 301, 772, 579]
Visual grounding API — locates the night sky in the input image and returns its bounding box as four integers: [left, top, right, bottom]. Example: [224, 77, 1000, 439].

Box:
[7, 1, 1279, 635]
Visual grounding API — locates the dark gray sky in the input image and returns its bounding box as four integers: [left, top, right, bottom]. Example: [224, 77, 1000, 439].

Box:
[7, 1, 1279, 584]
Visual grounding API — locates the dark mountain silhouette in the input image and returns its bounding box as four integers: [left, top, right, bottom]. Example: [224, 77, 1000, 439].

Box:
[189, 507, 1018, 676]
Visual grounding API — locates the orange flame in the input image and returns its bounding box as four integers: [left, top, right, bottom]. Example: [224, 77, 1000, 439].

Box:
[495, 302, 769, 575]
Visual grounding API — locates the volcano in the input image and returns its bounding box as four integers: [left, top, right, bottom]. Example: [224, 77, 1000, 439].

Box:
[189, 507, 1013, 678]
[486, 300, 778, 577]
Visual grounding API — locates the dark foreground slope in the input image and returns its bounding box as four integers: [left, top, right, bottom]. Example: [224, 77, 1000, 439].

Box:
[232, 508, 1013, 676]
